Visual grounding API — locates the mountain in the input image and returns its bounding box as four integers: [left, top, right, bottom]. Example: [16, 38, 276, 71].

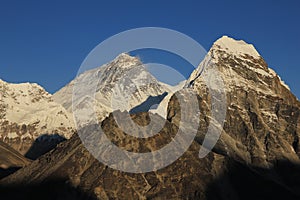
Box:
[0, 112, 221, 199]
[0, 79, 75, 155]
[53, 53, 176, 126]
[1, 36, 300, 199]
[188, 35, 300, 167]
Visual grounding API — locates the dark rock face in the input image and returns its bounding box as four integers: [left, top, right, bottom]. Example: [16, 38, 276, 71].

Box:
[0, 179, 96, 200]
[1, 36, 300, 199]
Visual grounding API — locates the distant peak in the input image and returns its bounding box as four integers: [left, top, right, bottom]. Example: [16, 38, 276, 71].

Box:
[212, 35, 260, 58]
[115, 53, 140, 62]
[109, 52, 142, 68]
[116, 52, 132, 58]
[0, 79, 45, 91]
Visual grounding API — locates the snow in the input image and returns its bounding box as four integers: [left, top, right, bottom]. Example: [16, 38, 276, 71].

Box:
[186, 37, 285, 98]
[159, 80, 186, 92]
[268, 68, 290, 90]
[253, 67, 272, 77]
[213, 36, 260, 59]
[261, 110, 278, 122]
[0, 79, 75, 139]
[0, 35, 295, 145]
[185, 35, 295, 102]
[150, 81, 185, 118]
[278, 77, 290, 91]
[7, 132, 18, 139]
[54, 53, 172, 127]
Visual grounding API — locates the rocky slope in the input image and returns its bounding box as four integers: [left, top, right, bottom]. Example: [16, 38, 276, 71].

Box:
[0, 140, 30, 169]
[1, 36, 300, 199]
[188, 36, 300, 168]
[0, 140, 31, 180]
[0, 111, 225, 199]
[0, 79, 75, 155]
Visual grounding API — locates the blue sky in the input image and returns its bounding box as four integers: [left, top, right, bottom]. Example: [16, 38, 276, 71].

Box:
[0, 0, 299, 98]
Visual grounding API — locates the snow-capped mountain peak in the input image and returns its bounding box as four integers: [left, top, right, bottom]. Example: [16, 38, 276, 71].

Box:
[213, 35, 260, 59]
[188, 35, 293, 103]
[98, 53, 142, 73]
[113, 53, 141, 66]
[54, 53, 172, 127]
[0, 79, 75, 154]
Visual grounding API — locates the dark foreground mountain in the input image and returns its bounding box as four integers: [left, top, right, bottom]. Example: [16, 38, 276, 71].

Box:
[0, 36, 299, 199]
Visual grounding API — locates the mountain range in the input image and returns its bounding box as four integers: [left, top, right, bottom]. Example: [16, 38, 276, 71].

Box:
[0, 36, 299, 200]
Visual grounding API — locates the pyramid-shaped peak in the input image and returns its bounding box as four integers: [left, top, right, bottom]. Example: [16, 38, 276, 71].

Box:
[116, 52, 133, 58]
[213, 35, 260, 58]
[107, 52, 142, 69]
[114, 53, 140, 62]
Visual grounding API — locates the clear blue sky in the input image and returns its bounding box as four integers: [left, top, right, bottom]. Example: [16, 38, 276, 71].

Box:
[0, 0, 299, 98]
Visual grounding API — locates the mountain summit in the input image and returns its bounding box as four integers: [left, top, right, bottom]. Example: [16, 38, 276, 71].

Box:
[53, 53, 172, 126]
[213, 35, 260, 58]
